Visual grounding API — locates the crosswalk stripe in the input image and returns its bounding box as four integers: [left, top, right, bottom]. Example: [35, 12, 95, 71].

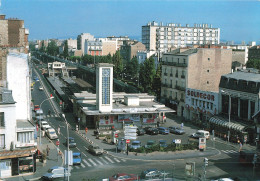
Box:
[83, 159, 91, 167]
[75, 166, 80, 169]
[81, 163, 86, 168]
[94, 158, 104, 165]
[121, 159, 127, 162]
[88, 158, 97, 166]
[113, 157, 121, 163]
[99, 157, 109, 164]
[104, 156, 115, 163]
[222, 150, 238, 153]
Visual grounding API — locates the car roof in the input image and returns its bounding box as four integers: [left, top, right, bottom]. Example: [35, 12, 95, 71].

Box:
[147, 140, 155, 143]
[41, 121, 48, 123]
[47, 128, 55, 132]
[132, 141, 141, 143]
[145, 168, 157, 172]
[73, 152, 81, 156]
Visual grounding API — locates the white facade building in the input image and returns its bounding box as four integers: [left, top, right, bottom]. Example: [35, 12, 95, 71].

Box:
[142, 21, 220, 52]
[77, 33, 95, 55]
[137, 50, 156, 64]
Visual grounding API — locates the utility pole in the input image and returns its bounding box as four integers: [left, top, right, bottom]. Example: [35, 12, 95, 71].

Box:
[203, 158, 208, 181]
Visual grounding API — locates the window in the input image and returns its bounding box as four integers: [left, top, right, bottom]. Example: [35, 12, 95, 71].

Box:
[183, 59, 186, 64]
[208, 58, 210, 61]
[207, 81, 209, 84]
[207, 70, 209, 72]
[191, 98, 194, 105]
[0, 134, 4, 148]
[102, 68, 110, 104]
[17, 132, 33, 143]
[0, 112, 4, 127]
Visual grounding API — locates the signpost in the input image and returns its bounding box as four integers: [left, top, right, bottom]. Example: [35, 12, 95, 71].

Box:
[56, 140, 60, 146]
[126, 139, 130, 144]
[126, 139, 130, 155]
[124, 126, 137, 140]
[199, 138, 206, 151]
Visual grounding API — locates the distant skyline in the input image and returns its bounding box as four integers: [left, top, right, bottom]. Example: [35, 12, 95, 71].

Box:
[1, 0, 260, 43]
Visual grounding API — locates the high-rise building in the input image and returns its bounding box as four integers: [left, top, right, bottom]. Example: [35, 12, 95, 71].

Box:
[142, 21, 220, 52]
[77, 33, 95, 55]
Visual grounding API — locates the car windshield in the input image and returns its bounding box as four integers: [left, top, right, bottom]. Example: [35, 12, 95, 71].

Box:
[50, 131, 56, 134]
[132, 142, 140, 145]
[73, 155, 80, 159]
[93, 146, 100, 149]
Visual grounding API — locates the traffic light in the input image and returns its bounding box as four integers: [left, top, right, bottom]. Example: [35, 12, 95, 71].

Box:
[204, 158, 209, 166]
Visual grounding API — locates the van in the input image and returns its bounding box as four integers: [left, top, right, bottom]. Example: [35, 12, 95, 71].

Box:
[191, 130, 210, 139]
[42, 166, 71, 180]
[73, 152, 81, 165]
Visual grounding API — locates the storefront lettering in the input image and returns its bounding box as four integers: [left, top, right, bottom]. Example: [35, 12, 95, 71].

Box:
[187, 89, 215, 101]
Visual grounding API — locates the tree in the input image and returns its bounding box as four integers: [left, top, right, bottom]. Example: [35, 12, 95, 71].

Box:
[246, 59, 260, 70]
[63, 40, 69, 58]
[112, 50, 123, 79]
[39, 41, 45, 52]
[152, 62, 162, 98]
[140, 57, 156, 93]
[46, 40, 59, 56]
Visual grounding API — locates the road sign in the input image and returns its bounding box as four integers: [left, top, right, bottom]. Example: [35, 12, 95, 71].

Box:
[175, 139, 181, 144]
[199, 138, 206, 150]
[115, 133, 118, 138]
[126, 139, 130, 144]
[56, 140, 60, 146]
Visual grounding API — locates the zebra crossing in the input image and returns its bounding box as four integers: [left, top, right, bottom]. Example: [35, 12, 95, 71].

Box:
[73, 156, 127, 170]
[41, 114, 59, 118]
[221, 150, 239, 154]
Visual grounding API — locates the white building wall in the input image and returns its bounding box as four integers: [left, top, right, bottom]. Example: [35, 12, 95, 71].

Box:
[7, 53, 30, 121]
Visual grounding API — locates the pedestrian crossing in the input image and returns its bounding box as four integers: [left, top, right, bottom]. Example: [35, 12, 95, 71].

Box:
[221, 150, 239, 154]
[73, 156, 127, 170]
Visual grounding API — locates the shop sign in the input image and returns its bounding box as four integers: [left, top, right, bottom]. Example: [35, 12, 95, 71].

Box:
[187, 89, 215, 101]
[199, 138, 206, 150]
[118, 114, 140, 122]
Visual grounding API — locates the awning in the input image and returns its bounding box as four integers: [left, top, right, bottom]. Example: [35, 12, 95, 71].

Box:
[0, 148, 37, 159]
[209, 117, 246, 131]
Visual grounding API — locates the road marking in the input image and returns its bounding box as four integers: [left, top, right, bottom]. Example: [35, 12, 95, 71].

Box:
[75, 166, 80, 169]
[113, 157, 121, 163]
[84, 146, 88, 150]
[88, 158, 97, 166]
[82, 152, 87, 157]
[222, 150, 238, 154]
[104, 156, 114, 163]
[81, 163, 86, 168]
[94, 158, 103, 165]
[83, 159, 91, 167]
[75, 147, 80, 151]
[121, 159, 127, 162]
[99, 157, 109, 164]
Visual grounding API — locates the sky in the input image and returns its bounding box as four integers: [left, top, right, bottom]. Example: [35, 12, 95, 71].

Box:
[1, 0, 260, 43]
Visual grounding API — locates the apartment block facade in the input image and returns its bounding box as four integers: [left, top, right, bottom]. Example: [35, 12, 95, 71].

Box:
[142, 21, 220, 52]
[161, 48, 232, 117]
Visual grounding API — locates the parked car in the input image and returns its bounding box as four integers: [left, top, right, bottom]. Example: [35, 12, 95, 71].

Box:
[34, 105, 40, 112]
[143, 127, 152, 134]
[130, 141, 141, 150]
[41, 121, 51, 130]
[137, 128, 145, 136]
[157, 127, 169, 134]
[39, 86, 43, 90]
[109, 173, 139, 181]
[88, 145, 104, 155]
[169, 126, 185, 135]
[46, 128, 58, 140]
[42, 166, 71, 180]
[73, 152, 81, 165]
[212, 178, 234, 181]
[141, 169, 170, 179]
[146, 128, 159, 135]
[66, 137, 77, 148]
[191, 130, 210, 139]
[145, 140, 156, 148]
[159, 140, 168, 148]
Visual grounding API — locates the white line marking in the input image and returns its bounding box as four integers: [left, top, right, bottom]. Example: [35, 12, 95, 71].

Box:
[94, 158, 103, 165]
[81, 163, 85, 168]
[99, 157, 109, 164]
[84, 146, 88, 150]
[82, 152, 87, 157]
[104, 156, 114, 163]
[113, 157, 121, 163]
[75, 147, 80, 151]
[229, 150, 237, 153]
[75, 166, 80, 169]
[83, 159, 91, 167]
[88, 158, 97, 166]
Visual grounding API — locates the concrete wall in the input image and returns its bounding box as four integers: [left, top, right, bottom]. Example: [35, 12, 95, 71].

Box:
[0, 48, 8, 87]
[232, 50, 246, 65]
[130, 42, 146, 60]
[7, 53, 30, 121]
[0, 20, 9, 46]
[102, 41, 117, 56]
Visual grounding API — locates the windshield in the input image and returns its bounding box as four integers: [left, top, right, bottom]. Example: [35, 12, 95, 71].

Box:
[132, 142, 140, 146]
[73, 155, 81, 159]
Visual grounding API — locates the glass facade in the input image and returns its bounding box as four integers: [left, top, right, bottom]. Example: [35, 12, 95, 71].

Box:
[102, 68, 110, 105]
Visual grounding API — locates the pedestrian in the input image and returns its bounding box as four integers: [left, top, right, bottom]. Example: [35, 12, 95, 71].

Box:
[48, 109, 51, 116]
[46, 145, 50, 156]
[57, 127, 60, 135]
[238, 140, 243, 152]
[181, 122, 184, 129]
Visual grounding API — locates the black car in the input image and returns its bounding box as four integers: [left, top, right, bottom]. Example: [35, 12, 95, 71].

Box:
[137, 128, 145, 136]
[146, 128, 159, 135]
[143, 127, 152, 134]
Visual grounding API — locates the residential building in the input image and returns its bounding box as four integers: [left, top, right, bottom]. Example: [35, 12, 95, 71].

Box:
[107, 36, 130, 50]
[67, 38, 77, 51]
[77, 33, 95, 54]
[161, 48, 232, 117]
[248, 46, 260, 60]
[99, 38, 117, 56]
[85, 40, 102, 56]
[120, 40, 146, 61]
[142, 21, 220, 52]
[137, 50, 156, 64]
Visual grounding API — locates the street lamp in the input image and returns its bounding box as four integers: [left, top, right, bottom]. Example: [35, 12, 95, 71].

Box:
[62, 114, 70, 181]
[39, 96, 54, 145]
[221, 90, 231, 143]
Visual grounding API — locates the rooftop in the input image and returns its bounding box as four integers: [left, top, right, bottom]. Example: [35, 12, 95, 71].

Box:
[0, 88, 15, 105]
[222, 71, 260, 83]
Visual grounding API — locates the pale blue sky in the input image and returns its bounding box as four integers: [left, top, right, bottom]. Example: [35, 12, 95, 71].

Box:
[1, 0, 260, 43]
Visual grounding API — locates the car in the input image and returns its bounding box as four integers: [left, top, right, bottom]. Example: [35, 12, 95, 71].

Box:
[157, 127, 169, 134]
[211, 178, 234, 181]
[137, 128, 145, 136]
[146, 128, 159, 135]
[66, 137, 77, 148]
[39, 86, 43, 90]
[190, 130, 210, 139]
[42, 166, 70, 180]
[34, 105, 40, 112]
[145, 140, 156, 148]
[109, 173, 139, 181]
[169, 126, 185, 135]
[88, 145, 104, 155]
[143, 127, 152, 134]
[40, 121, 51, 130]
[129, 141, 141, 150]
[141, 169, 170, 179]
[73, 152, 81, 165]
[159, 140, 168, 148]
[46, 128, 58, 140]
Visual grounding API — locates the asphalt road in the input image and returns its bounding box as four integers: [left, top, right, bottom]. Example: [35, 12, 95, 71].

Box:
[30, 68, 260, 181]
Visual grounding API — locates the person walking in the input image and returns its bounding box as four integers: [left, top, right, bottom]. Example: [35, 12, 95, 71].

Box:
[57, 127, 60, 135]
[46, 145, 50, 156]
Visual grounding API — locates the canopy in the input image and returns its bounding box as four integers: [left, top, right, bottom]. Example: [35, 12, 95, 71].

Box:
[209, 117, 246, 131]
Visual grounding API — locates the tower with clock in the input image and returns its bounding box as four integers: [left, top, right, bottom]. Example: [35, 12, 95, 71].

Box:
[96, 63, 113, 112]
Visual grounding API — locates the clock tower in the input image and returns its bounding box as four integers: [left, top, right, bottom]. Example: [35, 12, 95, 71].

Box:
[96, 63, 113, 112]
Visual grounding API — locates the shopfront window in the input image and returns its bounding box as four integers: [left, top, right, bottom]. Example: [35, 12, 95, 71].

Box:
[0, 134, 5, 148]
[19, 157, 34, 174]
[0, 160, 11, 170]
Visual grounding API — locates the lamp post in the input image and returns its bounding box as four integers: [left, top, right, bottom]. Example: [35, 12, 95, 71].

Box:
[39, 96, 54, 145]
[62, 114, 70, 181]
[221, 90, 231, 143]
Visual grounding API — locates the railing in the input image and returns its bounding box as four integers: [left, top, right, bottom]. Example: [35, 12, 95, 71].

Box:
[176, 85, 186, 91]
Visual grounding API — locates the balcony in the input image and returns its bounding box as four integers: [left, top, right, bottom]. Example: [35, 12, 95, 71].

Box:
[164, 73, 168, 76]
[162, 62, 187, 67]
[181, 75, 185, 79]
[176, 85, 186, 91]
[170, 73, 173, 77]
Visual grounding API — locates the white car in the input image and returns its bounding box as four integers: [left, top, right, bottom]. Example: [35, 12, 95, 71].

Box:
[41, 121, 51, 130]
[46, 128, 58, 139]
[39, 86, 43, 90]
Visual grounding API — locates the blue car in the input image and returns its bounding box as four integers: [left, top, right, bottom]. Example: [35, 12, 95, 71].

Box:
[73, 152, 81, 165]
[157, 127, 169, 134]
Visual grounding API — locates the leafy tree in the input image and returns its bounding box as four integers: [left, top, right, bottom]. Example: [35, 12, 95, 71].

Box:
[140, 57, 156, 93]
[152, 62, 162, 98]
[63, 40, 69, 58]
[39, 41, 45, 52]
[112, 50, 123, 79]
[29, 42, 36, 51]
[125, 56, 139, 80]
[46, 40, 59, 56]
[246, 59, 260, 70]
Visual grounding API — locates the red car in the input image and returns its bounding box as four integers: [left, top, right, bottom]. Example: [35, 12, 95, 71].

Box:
[109, 173, 139, 181]
[34, 105, 40, 111]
